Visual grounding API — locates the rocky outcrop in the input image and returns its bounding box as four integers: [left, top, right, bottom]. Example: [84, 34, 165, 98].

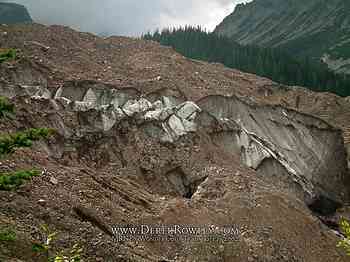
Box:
[215, 0, 350, 74]
[0, 3, 32, 24]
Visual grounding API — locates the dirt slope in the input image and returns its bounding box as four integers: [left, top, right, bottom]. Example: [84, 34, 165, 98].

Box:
[0, 23, 349, 261]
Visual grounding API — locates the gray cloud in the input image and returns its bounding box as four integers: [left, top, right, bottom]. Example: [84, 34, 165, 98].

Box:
[2, 0, 250, 36]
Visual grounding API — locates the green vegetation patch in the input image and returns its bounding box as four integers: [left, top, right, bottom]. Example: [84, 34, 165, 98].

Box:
[0, 128, 54, 156]
[0, 49, 16, 64]
[0, 228, 16, 242]
[338, 217, 350, 256]
[0, 97, 15, 118]
[0, 97, 55, 191]
[32, 224, 83, 262]
[0, 170, 41, 191]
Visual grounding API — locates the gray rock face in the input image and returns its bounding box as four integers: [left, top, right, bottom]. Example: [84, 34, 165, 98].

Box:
[215, 0, 350, 74]
[1, 82, 348, 209]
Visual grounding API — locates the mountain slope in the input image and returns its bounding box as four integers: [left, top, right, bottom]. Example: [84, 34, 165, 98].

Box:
[1, 23, 350, 261]
[215, 0, 350, 74]
[144, 27, 350, 96]
[0, 2, 32, 24]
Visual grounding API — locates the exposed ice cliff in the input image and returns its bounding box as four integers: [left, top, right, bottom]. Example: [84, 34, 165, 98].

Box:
[0, 80, 348, 211]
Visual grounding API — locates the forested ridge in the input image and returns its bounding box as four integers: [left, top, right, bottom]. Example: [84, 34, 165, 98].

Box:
[143, 26, 350, 97]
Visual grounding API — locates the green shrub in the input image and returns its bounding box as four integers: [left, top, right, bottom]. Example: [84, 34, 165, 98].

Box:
[0, 97, 54, 191]
[338, 217, 350, 256]
[0, 170, 41, 191]
[0, 228, 16, 242]
[0, 49, 16, 64]
[0, 128, 55, 156]
[0, 98, 54, 156]
[25, 128, 54, 141]
[0, 97, 15, 118]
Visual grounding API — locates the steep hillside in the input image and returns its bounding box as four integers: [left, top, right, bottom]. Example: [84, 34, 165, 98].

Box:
[215, 0, 350, 74]
[1, 24, 350, 261]
[0, 2, 32, 24]
[144, 27, 350, 96]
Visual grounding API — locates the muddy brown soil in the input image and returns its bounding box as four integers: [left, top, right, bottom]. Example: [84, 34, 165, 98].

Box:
[0, 23, 350, 261]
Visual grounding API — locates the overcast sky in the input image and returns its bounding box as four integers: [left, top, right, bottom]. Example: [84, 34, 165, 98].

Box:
[2, 0, 250, 36]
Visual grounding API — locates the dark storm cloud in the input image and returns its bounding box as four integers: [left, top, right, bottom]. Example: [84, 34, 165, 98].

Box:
[1, 0, 250, 36]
